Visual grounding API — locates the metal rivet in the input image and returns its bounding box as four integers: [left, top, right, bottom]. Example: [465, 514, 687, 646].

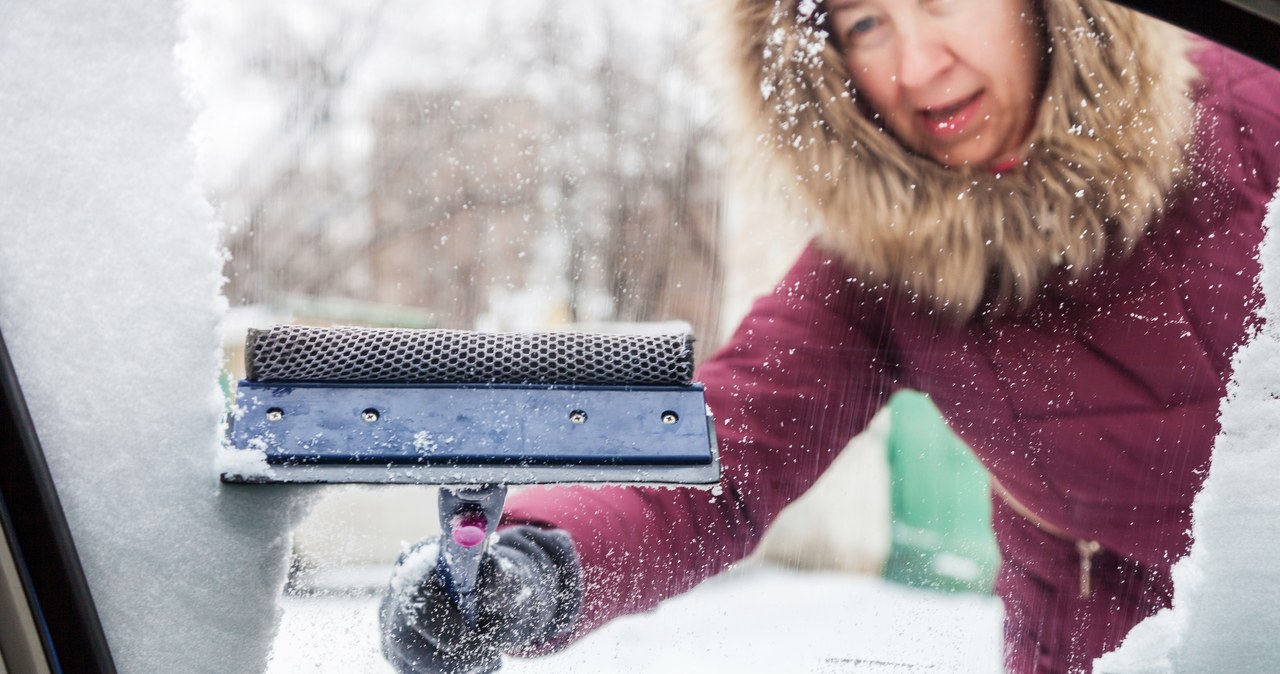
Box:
[266, 408, 284, 421]
[362, 408, 380, 422]
[569, 410, 588, 424]
[662, 411, 679, 425]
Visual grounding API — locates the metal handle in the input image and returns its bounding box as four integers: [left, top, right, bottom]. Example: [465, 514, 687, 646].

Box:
[436, 484, 508, 628]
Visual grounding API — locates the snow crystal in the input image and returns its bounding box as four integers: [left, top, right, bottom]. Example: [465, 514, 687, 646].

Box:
[216, 443, 275, 481]
[760, 78, 777, 101]
[412, 430, 438, 453]
[389, 541, 440, 600]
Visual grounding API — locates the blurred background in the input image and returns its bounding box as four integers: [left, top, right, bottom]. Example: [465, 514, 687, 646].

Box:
[194, 0, 725, 341]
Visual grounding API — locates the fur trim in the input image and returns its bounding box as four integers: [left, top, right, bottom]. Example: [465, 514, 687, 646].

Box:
[703, 0, 1199, 318]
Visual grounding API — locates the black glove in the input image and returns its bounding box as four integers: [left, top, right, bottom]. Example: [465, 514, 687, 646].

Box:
[380, 526, 583, 674]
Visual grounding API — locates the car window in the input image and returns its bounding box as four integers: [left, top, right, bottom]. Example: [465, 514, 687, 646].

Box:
[1, 1, 1277, 672]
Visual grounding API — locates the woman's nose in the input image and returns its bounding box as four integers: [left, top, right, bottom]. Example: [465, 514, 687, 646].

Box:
[897, 24, 955, 89]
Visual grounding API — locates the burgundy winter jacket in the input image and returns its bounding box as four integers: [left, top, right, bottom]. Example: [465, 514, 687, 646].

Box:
[505, 44, 1280, 656]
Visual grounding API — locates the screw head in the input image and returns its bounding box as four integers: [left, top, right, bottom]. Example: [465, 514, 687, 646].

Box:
[569, 410, 588, 424]
[266, 408, 284, 421]
[362, 408, 380, 422]
[662, 411, 679, 425]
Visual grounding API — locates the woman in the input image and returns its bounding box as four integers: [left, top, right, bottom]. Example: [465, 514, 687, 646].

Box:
[381, 0, 1280, 672]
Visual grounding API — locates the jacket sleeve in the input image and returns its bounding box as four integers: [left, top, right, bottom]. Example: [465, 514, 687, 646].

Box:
[502, 243, 899, 647]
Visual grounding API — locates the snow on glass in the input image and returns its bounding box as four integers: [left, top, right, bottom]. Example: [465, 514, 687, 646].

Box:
[0, 0, 1277, 672]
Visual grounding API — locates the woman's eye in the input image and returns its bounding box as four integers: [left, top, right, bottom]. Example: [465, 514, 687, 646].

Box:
[844, 15, 884, 45]
[850, 16, 880, 37]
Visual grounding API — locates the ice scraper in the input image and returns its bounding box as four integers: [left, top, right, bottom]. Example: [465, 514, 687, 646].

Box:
[220, 325, 720, 626]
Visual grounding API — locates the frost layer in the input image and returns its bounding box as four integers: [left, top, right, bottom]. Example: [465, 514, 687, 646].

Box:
[0, 2, 313, 671]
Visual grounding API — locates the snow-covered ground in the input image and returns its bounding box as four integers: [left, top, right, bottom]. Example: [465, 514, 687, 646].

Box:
[268, 565, 1004, 673]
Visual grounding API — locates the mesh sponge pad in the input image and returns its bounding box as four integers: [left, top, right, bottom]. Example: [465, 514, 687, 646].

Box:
[244, 325, 695, 386]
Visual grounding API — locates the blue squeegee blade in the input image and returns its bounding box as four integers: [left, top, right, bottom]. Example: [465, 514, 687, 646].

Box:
[223, 381, 719, 485]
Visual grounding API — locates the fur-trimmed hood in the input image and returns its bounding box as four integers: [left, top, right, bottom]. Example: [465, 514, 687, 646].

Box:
[705, 0, 1200, 318]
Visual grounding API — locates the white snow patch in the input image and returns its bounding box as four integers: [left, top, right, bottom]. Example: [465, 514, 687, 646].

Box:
[412, 431, 439, 453]
[269, 565, 1003, 673]
[0, 2, 317, 670]
[389, 541, 440, 600]
[216, 443, 276, 481]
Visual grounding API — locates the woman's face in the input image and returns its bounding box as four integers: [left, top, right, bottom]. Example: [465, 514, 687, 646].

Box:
[828, 0, 1043, 168]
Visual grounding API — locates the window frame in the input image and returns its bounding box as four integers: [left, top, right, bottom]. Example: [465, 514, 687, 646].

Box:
[1114, 0, 1279, 66]
[0, 331, 116, 674]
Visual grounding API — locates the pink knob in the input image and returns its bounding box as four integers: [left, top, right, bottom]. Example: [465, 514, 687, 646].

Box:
[452, 514, 488, 548]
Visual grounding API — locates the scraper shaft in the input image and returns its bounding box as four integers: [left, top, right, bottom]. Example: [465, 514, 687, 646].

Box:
[437, 484, 508, 628]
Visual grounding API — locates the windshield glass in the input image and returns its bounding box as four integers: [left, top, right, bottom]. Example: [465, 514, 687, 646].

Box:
[0, 1, 1276, 672]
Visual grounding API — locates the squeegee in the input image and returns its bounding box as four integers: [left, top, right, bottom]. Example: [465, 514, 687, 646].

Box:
[221, 325, 720, 626]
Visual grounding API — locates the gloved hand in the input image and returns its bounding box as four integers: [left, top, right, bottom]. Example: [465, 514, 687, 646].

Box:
[380, 526, 583, 674]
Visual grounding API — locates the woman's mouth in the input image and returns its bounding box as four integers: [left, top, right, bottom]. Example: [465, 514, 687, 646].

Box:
[918, 91, 984, 137]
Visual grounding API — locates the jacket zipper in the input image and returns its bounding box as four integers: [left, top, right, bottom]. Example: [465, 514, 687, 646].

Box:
[991, 477, 1102, 598]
